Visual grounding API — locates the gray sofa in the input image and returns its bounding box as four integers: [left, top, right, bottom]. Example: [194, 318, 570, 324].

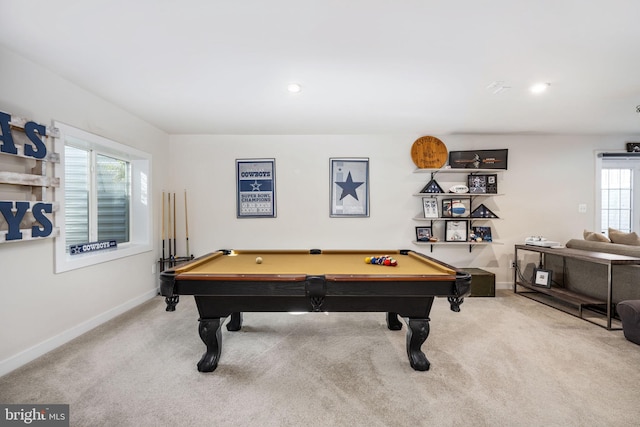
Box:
[543, 239, 640, 304]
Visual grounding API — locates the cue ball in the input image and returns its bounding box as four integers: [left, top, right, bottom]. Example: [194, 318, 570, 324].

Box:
[256, 256, 263, 264]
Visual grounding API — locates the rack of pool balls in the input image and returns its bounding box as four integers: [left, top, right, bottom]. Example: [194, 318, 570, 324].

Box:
[364, 255, 398, 267]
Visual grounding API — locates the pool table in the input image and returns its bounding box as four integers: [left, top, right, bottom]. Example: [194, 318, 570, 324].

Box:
[160, 249, 471, 372]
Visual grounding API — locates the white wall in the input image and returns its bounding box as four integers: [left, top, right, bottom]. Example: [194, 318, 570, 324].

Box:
[0, 46, 170, 375]
[168, 133, 640, 287]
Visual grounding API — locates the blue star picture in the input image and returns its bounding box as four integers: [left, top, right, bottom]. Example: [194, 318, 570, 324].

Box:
[330, 158, 369, 217]
[336, 171, 364, 200]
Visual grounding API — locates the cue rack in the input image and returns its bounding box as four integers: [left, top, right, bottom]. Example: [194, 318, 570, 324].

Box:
[159, 190, 193, 272]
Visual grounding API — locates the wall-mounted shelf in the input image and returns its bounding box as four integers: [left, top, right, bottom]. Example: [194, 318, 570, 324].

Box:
[413, 193, 504, 197]
[412, 169, 503, 252]
[413, 215, 502, 222]
[413, 240, 503, 247]
[414, 168, 503, 174]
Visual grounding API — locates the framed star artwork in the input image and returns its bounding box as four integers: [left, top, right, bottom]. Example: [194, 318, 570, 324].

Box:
[330, 158, 369, 217]
[236, 158, 277, 218]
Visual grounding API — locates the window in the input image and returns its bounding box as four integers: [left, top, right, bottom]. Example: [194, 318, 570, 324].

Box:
[64, 147, 131, 248]
[596, 153, 640, 236]
[54, 123, 152, 273]
[600, 168, 632, 233]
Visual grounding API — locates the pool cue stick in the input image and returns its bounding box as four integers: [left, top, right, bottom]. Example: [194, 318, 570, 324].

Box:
[168, 192, 172, 261]
[173, 192, 177, 257]
[162, 191, 166, 265]
[184, 189, 190, 257]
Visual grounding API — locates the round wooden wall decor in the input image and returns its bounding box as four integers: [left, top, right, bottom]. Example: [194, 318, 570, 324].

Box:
[410, 136, 448, 169]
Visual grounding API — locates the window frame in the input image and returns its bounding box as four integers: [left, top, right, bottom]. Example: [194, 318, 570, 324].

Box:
[54, 122, 152, 273]
[595, 151, 640, 236]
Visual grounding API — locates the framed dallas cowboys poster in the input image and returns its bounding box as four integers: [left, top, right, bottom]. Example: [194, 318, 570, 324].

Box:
[330, 158, 369, 217]
[236, 158, 276, 218]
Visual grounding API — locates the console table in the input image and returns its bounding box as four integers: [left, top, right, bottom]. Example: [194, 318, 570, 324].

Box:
[513, 244, 640, 330]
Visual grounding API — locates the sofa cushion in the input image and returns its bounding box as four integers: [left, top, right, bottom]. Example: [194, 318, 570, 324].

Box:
[583, 229, 611, 243]
[566, 239, 640, 257]
[608, 228, 640, 245]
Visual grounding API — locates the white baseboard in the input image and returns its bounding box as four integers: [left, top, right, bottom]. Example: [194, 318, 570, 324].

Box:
[0, 288, 158, 378]
[496, 281, 512, 290]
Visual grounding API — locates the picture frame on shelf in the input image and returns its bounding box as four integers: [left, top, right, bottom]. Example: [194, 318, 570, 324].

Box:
[445, 220, 468, 242]
[422, 197, 439, 218]
[471, 226, 492, 242]
[415, 226, 432, 242]
[468, 174, 498, 194]
[442, 198, 470, 218]
[533, 268, 553, 288]
[448, 149, 508, 170]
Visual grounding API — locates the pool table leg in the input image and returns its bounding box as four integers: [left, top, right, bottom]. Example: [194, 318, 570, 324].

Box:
[164, 295, 179, 312]
[226, 312, 243, 331]
[386, 312, 403, 330]
[406, 318, 431, 371]
[197, 318, 223, 372]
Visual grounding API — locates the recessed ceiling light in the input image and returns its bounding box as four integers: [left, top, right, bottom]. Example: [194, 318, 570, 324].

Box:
[530, 82, 550, 94]
[287, 83, 302, 93]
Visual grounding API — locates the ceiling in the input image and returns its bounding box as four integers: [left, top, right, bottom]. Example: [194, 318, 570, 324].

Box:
[2, 0, 640, 136]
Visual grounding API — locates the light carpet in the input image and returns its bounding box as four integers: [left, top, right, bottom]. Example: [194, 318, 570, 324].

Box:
[1, 291, 639, 427]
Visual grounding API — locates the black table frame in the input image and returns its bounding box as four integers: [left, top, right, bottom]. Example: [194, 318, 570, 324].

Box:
[160, 250, 471, 372]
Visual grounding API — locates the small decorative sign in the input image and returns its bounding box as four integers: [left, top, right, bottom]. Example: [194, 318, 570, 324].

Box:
[533, 268, 553, 288]
[0, 110, 59, 244]
[410, 136, 448, 169]
[70, 240, 117, 255]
